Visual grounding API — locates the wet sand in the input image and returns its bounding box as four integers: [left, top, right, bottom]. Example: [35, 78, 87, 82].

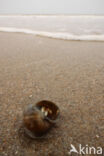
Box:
[0, 32, 104, 156]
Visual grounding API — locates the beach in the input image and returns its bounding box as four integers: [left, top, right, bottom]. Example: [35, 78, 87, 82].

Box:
[0, 32, 104, 155]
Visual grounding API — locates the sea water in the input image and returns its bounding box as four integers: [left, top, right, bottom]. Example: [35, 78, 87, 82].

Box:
[0, 15, 104, 41]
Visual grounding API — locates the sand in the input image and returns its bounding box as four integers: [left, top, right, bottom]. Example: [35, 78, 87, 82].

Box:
[0, 32, 104, 156]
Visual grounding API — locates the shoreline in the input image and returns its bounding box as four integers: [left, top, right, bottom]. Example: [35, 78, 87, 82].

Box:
[0, 28, 104, 42]
[0, 15, 104, 42]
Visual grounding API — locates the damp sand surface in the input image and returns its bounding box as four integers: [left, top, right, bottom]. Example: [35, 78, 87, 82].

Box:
[0, 32, 104, 156]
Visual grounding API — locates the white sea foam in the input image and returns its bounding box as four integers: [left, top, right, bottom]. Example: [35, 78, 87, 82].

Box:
[0, 27, 104, 41]
[0, 15, 104, 41]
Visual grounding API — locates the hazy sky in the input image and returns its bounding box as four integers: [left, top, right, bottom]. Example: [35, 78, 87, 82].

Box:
[0, 0, 104, 15]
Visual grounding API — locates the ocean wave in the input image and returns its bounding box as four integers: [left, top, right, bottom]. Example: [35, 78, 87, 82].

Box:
[0, 27, 104, 41]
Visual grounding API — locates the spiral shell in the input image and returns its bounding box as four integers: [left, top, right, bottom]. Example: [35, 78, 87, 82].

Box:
[23, 100, 60, 138]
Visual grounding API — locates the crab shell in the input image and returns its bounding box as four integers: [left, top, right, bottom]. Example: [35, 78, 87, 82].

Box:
[23, 100, 60, 137]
